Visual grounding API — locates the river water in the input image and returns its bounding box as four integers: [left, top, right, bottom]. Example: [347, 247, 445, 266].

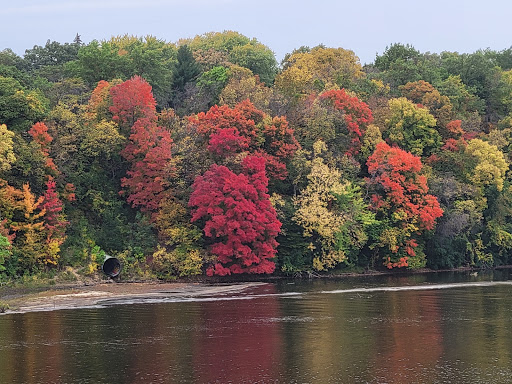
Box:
[1, 270, 512, 383]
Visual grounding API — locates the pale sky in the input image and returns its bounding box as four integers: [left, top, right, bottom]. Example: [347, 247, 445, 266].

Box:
[1, 0, 511, 65]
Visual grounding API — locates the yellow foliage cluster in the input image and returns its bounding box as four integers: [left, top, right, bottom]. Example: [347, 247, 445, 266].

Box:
[0, 124, 16, 172]
[294, 141, 347, 270]
[152, 198, 206, 277]
[276, 47, 364, 98]
[219, 65, 273, 112]
[465, 139, 508, 192]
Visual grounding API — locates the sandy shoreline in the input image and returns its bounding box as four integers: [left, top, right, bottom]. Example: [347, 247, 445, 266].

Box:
[2, 265, 511, 315]
[0, 281, 263, 315]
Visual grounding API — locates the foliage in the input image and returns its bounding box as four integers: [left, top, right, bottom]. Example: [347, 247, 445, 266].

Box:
[196, 65, 230, 108]
[0, 75, 48, 132]
[73, 35, 176, 106]
[219, 65, 273, 112]
[384, 97, 440, 156]
[0, 124, 16, 172]
[293, 142, 347, 270]
[10, 184, 47, 272]
[189, 156, 281, 275]
[293, 141, 376, 270]
[3, 33, 512, 279]
[153, 197, 205, 278]
[276, 46, 364, 98]
[189, 99, 299, 180]
[120, 117, 174, 214]
[173, 45, 201, 92]
[0, 234, 12, 274]
[289, 90, 373, 163]
[318, 89, 373, 156]
[367, 142, 443, 268]
[373, 43, 442, 91]
[183, 31, 278, 85]
[109, 75, 157, 132]
[464, 139, 508, 192]
[400, 80, 454, 130]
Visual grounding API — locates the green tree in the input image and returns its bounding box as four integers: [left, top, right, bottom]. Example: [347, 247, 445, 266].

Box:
[73, 36, 177, 106]
[0, 76, 48, 132]
[437, 75, 485, 118]
[384, 97, 440, 156]
[184, 31, 278, 85]
[373, 44, 444, 91]
[173, 45, 201, 92]
[0, 234, 12, 276]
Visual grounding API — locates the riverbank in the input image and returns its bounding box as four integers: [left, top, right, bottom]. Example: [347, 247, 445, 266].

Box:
[0, 280, 263, 315]
[2, 265, 511, 315]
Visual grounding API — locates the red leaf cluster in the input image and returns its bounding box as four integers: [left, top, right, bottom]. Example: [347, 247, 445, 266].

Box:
[28, 122, 58, 172]
[110, 75, 157, 130]
[113, 77, 174, 217]
[260, 116, 300, 179]
[42, 177, 68, 238]
[190, 100, 263, 145]
[319, 89, 373, 155]
[189, 155, 281, 276]
[207, 128, 249, 157]
[367, 142, 442, 231]
[121, 119, 174, 213]
[190, 100, 299, 180]
[441, 138, 467, 152]
[445, 120, 465, 138]
[367, 142, 443, 268]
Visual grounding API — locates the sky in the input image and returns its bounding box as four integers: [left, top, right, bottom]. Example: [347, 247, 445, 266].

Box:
[1, 0, 511, 65]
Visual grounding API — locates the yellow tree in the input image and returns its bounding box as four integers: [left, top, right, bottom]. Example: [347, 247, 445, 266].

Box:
[182, 31, 278, 85]
[275, 47, 364, 98]
[465, 139, 508, 192]
[219, 65, 273, 113]
[294, 142, 345, 270]
[152, 197, 206, 278]
[293, 141, 375, 270]
[10, 184, 47, 270]
[0, 124, 16, 172]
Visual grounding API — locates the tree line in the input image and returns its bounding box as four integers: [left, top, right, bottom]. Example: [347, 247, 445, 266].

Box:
[1, 32, 512, 279]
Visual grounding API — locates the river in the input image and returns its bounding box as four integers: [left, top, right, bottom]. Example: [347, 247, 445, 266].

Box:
[1, 270, 512, 383]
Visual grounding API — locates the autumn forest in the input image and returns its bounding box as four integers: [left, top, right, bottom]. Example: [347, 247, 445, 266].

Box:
[1, 31, 512, 280]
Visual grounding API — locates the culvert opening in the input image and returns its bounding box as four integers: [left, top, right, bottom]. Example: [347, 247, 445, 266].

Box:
[102, 257, 121, 278]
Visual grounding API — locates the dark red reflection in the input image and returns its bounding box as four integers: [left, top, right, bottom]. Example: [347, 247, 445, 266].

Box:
[192, 284, 284, 383]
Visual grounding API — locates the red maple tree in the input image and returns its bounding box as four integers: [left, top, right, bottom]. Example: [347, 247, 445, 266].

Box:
[42, 177, 67, 239]
[367, 142, 443, 268]
[190, 100, 299, 180]
[28, 122, 57, 172]
[189, 100, 263, 146]
[120, 118, 174, 215]
[207, 128, 249, 158]
[319, 89, 373, 156]
[110, 76, 174, 217]
[110, 75, 157, 131]
[189, 155, 281, 275]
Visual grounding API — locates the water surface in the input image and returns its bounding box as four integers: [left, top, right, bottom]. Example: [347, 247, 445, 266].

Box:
[1, 270, 512, 383]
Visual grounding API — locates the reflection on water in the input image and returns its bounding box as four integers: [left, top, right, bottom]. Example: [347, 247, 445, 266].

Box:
[1, 270, 512, 383]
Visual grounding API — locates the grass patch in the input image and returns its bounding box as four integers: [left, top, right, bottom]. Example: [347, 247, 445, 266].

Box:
[0, 301, 9, 313]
